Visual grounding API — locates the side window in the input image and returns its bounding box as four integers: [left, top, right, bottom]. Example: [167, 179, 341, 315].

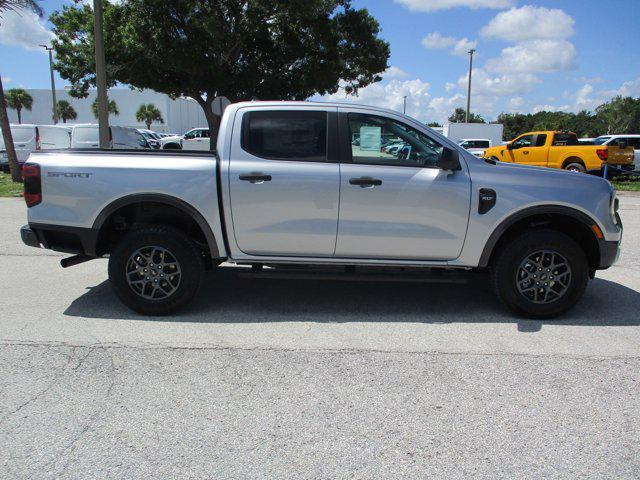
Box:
[348, 113, 443, 168]
[200, 129, 210, 138]
[513, 135, 534, 148]
[477, 140, 490, 148]
[534, 134, 547, 147]
[242, 110, 327, 161]
[184, 130, 199, 139]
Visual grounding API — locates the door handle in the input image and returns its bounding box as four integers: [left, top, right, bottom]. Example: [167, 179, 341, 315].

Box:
[349, 177, 382, 188]
[523, 151, 529, 155]
[239, 173, 272, 184]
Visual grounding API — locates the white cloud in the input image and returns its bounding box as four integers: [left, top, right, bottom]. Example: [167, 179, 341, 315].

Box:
[422, 32, 477, 57]
[0, 9, 54, 51]
[532, 104, 570, 113]
[1, 76, 12, 84]
[458, 68, 541, 97]
[485, 40, 576, 74]
[508, 97, 525, 111]
[318, 79, 433, 121]
[481, 5, 575, 42]
[396, 0, 513, 12]
[383, 66, 408, 79]
[445, 82, 456, 92]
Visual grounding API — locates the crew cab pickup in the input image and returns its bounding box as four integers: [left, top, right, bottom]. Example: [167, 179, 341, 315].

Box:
[20, 102, 623, 319]
[483, 131, 635, 174]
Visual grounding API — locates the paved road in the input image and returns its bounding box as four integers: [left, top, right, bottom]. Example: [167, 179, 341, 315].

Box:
[1, 196, 639, 479]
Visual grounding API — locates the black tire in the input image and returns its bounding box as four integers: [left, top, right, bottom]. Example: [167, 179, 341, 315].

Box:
[564, 162, 586, 173]
[491, 229, 589, 319]
[163, 143, 181, 150]
[108, 225, 204, 315]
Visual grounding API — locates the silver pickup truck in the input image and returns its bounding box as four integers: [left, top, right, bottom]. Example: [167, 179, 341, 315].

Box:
[20, 101, 622, 318]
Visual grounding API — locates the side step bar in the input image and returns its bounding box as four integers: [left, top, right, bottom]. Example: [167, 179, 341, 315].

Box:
[60, 254, 95, 268]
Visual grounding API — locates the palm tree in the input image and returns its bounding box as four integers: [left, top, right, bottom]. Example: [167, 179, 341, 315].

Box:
[56, 100, 77, 123]
[6, 88, 33, 124]
[0, 0, 43, 182]
[136, 103, 164, 130]
[91, 97, 119, 118]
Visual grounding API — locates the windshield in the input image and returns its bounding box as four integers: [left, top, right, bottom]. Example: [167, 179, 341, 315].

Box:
[593, 137, 611, 145]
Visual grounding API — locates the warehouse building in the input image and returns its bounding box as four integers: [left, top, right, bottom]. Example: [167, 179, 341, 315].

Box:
[6, 88, 208, 134]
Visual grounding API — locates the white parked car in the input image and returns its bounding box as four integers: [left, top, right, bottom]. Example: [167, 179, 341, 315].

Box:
[137, 129, 162, 149]
[70, 124, 149, 150]
[160, 128, 210, 150]
[0, 124, 71, 171]
[457, 138, 492, 158]
[594, 135, 640, 170]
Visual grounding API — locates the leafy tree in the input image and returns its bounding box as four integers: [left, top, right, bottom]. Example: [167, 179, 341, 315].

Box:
[91, 97, 119, 119]
[427, 122, 442, 128]
[50, 0, 390, 149]
[5, 88, 33, 124]
[448, 107, 484, 123]
[135, 103, 164, 130]
[56, 100, 77, 123]
[0, 1, 43, 181]
[595, 96, 640, 134]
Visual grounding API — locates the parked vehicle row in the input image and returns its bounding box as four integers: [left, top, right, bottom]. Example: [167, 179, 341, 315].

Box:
[482, 130, 635, 176]
[160, 128, 211, 150]
[20, 101, 622, 320]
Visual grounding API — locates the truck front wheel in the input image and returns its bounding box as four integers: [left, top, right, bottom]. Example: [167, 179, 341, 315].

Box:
[491, 229, 589, 319]
[108, 226, 204, 315]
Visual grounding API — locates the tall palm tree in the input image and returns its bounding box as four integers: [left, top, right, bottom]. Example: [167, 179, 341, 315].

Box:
[6, 88, 33, 124]
[135, 103, 164, 130]
[91, 97, 119, 118]
[0, 0, 43, 182]
[56, 100, 77, 123]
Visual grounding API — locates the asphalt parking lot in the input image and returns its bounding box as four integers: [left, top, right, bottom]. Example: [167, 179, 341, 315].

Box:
[1, 195, 639, 479]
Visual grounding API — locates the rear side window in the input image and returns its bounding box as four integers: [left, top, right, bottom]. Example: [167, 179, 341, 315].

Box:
[242, 110, 327, 161]
[73, 127, 98, 143]
[475, 140, 490, 148]
[552, 133, 578, 146]
[534, 134, 547, 147]
[11, 127, 34, 143]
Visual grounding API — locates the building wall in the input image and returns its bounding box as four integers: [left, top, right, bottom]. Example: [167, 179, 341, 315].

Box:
[7, 89, 208, 134]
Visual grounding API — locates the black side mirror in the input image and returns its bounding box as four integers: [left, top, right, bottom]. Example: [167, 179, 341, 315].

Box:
[438, 147, 461, 171]
[506, 142, 515, 150]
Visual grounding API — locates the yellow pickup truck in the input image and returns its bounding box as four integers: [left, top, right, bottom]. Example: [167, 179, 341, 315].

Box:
[483, 131, 635, 174]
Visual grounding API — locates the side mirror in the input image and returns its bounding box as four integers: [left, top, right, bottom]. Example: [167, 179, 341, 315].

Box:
[506, 142, 515, 150]
[438, 147, 461, 171]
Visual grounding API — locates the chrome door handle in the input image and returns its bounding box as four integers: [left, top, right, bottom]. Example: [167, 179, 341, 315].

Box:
[239, 173, 272, 184]
[523, 151, 529, 155]
[349, 177, 382, 188]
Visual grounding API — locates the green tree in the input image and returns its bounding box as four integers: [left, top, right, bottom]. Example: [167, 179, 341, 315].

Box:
[50, 0, 390, 149]
[427, 122, 442, 128]
[1, 1, 43, 181]
[135, 103, 164, 130]
[5, 88, 33, 124]
[595, 96, 640, 134]
[448, 107, 484, 123]
[55, 100, 77, 123]
[91, 97, 119, 119]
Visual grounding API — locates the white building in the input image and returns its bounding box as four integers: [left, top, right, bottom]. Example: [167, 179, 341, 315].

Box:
[7, 88, 209, 134]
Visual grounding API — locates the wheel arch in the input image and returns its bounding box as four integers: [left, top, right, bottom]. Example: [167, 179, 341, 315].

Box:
[479, 205, 602, 270]
[561, 156, 585, 169]
[91, 193, 221, 259]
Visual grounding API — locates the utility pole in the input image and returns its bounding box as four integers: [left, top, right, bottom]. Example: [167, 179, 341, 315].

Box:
[93, 0, 110, 148]
[40, 45, 58, 124]
[403, 95, 407, 114]
[465, 48, 475, 123]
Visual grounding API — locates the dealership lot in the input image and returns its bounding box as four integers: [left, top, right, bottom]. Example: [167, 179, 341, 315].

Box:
[1, 196, 639, 478]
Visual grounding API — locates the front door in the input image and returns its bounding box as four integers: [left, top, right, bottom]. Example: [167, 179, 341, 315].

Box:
[228, 108, 340, 256]
[182, 129, 210, 150]
[335, 111, 471, 261]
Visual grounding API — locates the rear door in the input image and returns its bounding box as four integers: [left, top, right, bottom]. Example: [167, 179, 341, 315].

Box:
[10, 126, 35, 162]
[334, 110, 471, 260]
[71, 126, 99, 148]
[228, 107, 340, 257]
[38, 126, 71, 149]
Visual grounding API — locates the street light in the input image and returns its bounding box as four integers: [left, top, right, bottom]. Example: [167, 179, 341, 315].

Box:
[40, 44, 58, 124]
[465, 48, 476, 123]
[403, 95, 407, 114]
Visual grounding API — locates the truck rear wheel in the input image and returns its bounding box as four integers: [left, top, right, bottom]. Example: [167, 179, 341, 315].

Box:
[491, 229, 589, 319]
[564, 162, 585, 173]
[108, 226, 204, 315]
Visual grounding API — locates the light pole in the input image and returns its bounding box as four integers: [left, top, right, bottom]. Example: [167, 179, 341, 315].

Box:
[40, 44, 58, 124]
[93, 0, 110, 148]
[403, 95, 407, 114]
[465, 48, 475, 123]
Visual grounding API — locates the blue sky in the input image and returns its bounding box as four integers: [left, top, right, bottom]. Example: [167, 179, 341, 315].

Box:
[1, 0, 639, 123]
